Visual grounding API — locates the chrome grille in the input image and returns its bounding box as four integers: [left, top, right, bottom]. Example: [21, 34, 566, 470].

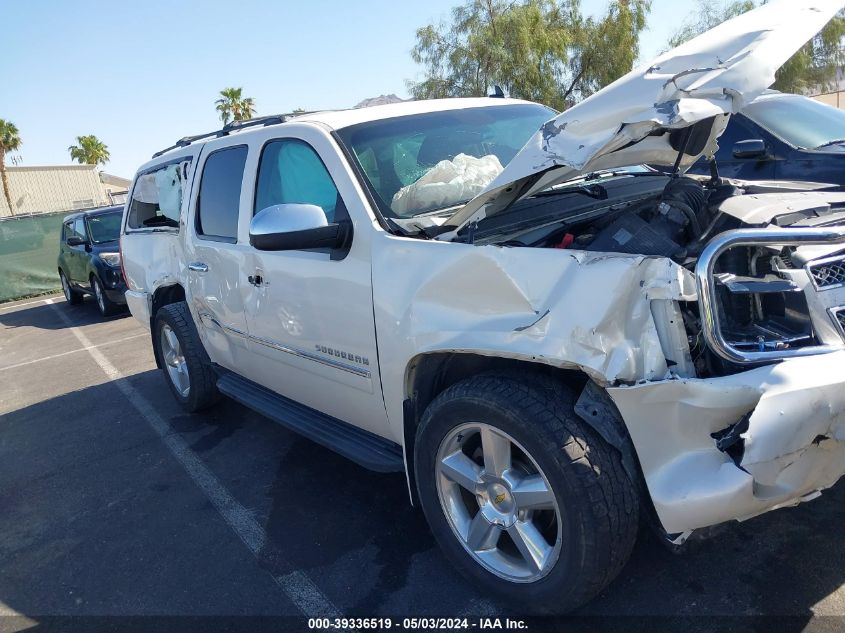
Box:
[807, 256, 845, 290]
[830, 307, 845, 339]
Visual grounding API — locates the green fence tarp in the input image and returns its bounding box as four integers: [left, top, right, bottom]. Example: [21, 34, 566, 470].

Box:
[0, 212, 66, 302]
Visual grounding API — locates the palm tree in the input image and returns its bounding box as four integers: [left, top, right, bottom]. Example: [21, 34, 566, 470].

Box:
[68, 135, 110, 167]
[215, 87, 256, 124]
[0, 119, 22, 215]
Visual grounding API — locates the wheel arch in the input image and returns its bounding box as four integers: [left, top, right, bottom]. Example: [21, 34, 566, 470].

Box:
[150, 283, 187, 369]
[401, 350, 650, 530]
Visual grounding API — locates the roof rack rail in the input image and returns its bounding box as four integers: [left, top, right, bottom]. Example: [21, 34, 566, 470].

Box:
[151, 113, 300, 159]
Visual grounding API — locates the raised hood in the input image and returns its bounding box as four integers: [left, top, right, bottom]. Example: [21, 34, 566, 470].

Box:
[439, 0, 845, 239]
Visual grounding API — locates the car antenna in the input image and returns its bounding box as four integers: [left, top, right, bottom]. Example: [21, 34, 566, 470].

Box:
[489, 85, 505, 98]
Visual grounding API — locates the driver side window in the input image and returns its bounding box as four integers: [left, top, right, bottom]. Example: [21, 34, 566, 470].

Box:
[254, 139, 343, 223]
[72, 218, 87, 241]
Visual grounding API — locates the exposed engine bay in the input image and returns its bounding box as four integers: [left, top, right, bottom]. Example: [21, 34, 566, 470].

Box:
[464, 171, 845, 379]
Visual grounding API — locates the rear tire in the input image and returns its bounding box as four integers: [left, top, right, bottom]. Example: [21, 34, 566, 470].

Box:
[59, 270, 83, 305]
[91, 275, 120, 316]
[153, 301, 220, 412]
[414, 374, 639, 615]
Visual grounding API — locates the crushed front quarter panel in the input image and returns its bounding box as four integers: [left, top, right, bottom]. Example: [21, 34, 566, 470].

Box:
[608, 352, 845, 533]
[372, 234, 695, 444]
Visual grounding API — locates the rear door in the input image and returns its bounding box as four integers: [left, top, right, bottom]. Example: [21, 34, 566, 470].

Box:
[184, 140, 252, 371]
[59, 220, 73, 278]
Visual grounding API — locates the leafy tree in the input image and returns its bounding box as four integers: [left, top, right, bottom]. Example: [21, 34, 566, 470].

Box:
[668, 0, 845, 94]
[68, 135, 110, 167]
[0, 119, 22, 214]
[667, 0, 754, 49]
[408, 0, 651, 110]
[215, 87, 256, 124]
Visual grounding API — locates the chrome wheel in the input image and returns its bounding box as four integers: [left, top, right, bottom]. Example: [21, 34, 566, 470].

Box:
[93, 279, 106, 313]
[435, 423, 562, 583]
[160, 324, 190, 397]
[60, 272, 71, 302]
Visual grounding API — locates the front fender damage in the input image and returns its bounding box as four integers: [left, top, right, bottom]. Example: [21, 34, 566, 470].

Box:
[404, 246, 696, 385]
[607, 351, 845, 534]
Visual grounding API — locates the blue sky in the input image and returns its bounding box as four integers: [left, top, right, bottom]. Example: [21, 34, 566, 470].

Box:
[1, 0, 688, 178]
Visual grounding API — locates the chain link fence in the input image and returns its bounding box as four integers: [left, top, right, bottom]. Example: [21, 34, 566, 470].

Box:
[0, 212, 66, 302]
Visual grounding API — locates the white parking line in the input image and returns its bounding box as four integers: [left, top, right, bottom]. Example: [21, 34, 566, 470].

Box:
[46, 298, 343, 618]
[0, 333, 147, 372]
[0, 296, 59, 310]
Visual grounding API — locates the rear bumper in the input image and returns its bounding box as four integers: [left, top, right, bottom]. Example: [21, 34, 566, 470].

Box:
[125, 290, 151, 330]
[609, 351, 845, 534]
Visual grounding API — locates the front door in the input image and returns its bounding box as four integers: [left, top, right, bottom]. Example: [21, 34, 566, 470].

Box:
[712, 115, 777, 180]
[68, 217, 89, 283]
[184, 142, 252, 371]
[240, 130, 390, 439]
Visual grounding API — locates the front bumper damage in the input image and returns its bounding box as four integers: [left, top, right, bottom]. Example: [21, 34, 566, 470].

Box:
[608, 351, 845, 534]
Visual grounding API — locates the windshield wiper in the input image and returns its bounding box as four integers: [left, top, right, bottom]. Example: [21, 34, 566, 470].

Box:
[533, 183, 608, 200]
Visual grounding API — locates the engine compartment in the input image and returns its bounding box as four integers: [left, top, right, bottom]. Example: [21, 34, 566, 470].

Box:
[471, 172, 845, 378]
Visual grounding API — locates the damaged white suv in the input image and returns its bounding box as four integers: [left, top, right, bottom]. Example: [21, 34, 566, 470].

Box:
[121, 1, 845, 613]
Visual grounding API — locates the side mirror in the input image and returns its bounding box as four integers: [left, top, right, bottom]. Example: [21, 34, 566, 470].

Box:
[66, 235, 86, 247]
[249, 203, 350, 252]
[733, 139, 768, 160]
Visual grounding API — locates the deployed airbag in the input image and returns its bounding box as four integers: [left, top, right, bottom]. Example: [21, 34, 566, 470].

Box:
[392, 153, 503, 215]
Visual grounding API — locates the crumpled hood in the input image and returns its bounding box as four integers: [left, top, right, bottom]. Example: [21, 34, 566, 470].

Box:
[439, 0, 845, 239]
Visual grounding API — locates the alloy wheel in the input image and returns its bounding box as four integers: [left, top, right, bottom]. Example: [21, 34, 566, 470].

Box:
[435, 422, 562, 583]
[160, 324, 190, 397]
[60, 272, 71, 302]
[93, 279, 106, 313]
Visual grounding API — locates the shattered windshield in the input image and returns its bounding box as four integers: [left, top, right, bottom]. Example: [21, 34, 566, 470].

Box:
[336, 104, 554, 218]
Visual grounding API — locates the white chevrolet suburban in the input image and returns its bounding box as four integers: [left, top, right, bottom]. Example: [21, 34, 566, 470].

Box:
[121, 2, 845, 613]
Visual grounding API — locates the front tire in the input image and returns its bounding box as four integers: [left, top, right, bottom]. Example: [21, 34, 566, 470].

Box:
[153, 302, 220, 412]
[91, 275, 120, 316]
[414, 374, 638, 614]
[59, 270, 83, 305]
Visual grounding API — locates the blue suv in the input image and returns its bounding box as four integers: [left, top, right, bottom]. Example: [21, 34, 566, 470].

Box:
[58, 205, 126, 316]
[690, 91, 845, 186]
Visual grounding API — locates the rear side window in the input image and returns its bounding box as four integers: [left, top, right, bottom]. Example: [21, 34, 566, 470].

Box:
[197, 146, 248, 241]
[127, 159, 191, 229]
[254, 140, 341, 223]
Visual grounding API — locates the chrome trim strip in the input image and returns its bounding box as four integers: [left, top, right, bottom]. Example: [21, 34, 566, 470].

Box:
[828, 306, 845, 340]
[198, 312, 371, 378]
[805, 253, 845, 291]
[198, 312, 248, 338]
[695, 227, 845, 364]
[248, 334, 372, 379]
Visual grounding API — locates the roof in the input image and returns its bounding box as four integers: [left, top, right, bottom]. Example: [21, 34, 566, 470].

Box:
[99, 172, 132, 187]
[292, 97, 533, 129]
[142, 97, 535, 170]
[62, 204, 124, 222]
[7, 164, 100, 173]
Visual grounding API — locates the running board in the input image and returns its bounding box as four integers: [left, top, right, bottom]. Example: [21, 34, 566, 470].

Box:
[216, 371, 404, 473]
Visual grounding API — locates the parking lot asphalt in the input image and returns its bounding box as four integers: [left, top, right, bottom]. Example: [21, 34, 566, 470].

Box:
[1, 294, 845, 632]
